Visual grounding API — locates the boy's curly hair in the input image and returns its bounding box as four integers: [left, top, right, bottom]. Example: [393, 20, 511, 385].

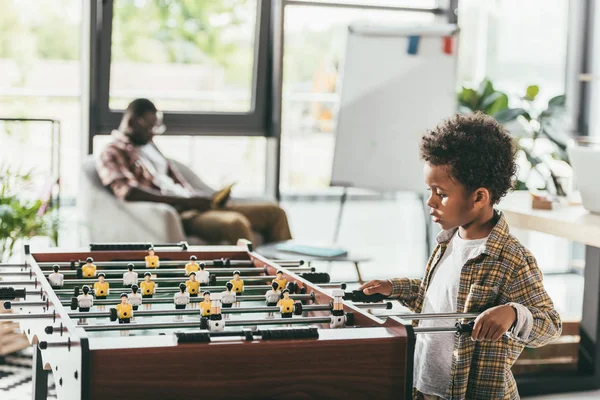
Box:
[420, 112, 517, 204]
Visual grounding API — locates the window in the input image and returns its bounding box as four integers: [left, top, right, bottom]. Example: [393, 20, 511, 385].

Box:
[0, 0, 82, 198]
[109, 0, 258, 113]
[95, 0, 271, 135]
[279, 4, 436, 191]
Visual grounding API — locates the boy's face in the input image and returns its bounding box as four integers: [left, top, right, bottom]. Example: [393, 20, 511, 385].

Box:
[424, 163, 479, 231]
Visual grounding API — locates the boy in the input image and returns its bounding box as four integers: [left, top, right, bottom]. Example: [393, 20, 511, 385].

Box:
[360, 113, 561, 400]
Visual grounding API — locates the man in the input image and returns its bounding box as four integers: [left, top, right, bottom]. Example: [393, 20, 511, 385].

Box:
[96, 98, 293, 245]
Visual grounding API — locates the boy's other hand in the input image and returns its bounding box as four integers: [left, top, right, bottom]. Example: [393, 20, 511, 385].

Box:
[359, 280, 393, 297]
[471, 304, 517, 342]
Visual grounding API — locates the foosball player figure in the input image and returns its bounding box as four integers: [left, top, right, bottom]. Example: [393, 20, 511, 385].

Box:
[200, 291, 211, 330]
[140, 272, 156, 298]
[76, 285, 94, 325]
[185, 255, 199, 276]
[128, 285, 143, 311]
[123, 263, 138, 287]
[174, 283, 189, 321]
[265, 281, 281, 318]
[272, 271, 286, 294]
[48, 264, 64, 289]
[229, 271, 244, 306]
[115, 293, 133, 324]
[330, 289, 347, 329]
[81, 257, 96, 278]
[196, 262, 209, 285]
[145, 247, 160, 268]
[186, 272, 200, 309]
[93, 273, 110, 299]
[278, 289, 295, 319]
[209, 292, 224, 332]
[221, 282, 236, 319]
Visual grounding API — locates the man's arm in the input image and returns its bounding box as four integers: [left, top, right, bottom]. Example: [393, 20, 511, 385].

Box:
[122, 185, 212, 212]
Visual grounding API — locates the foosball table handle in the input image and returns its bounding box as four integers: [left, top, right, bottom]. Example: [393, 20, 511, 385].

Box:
[345, 290, 387, 303]
[0, 287, 27, 300]
[455, 321, 475, 335]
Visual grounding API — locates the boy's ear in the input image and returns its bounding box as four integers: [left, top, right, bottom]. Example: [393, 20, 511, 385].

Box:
[473, 187, 491, 209]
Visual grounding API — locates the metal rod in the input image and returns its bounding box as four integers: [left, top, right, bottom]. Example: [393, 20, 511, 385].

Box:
[353, 302, 393, 310]
[0, 312, 56, 321]
[82, 316, 331, 332]
[39, 267, 314, 276]
[375, 312, 480, 320]
[51, 285, 274, 295]
[55, 276, 277, 285]
[0, 271, 33, 277]
[0, 281, 39, 286]
[0, 264, 28, 268]
[283, 0, 445, 14]
[67, 304, 332, 319]
[38, 261, 256, 268]
[318, 283, 347, 289]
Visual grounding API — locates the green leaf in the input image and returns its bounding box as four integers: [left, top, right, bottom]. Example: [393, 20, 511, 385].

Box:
[458, 88, 479, 111]
[480, 91, 505, 111]
[477, 78, 494, 102]
[548, 95, 566, 108]
[493, 108, 529, 124]
[525, 85, 540, 101]
[485, 93, 509, 116]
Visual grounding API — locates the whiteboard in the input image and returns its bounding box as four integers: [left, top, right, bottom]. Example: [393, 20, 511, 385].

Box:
[331, 24, 458, 192]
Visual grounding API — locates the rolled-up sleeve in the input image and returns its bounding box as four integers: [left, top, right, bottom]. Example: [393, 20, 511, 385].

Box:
[96, 147, 139, 201]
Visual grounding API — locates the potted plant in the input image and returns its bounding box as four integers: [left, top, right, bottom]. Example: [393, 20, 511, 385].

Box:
[0, 166, 58, 262]
[458, 78, 571, 195]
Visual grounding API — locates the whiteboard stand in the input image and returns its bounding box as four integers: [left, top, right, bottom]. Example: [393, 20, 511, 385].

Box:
[332, 187, 349, 245]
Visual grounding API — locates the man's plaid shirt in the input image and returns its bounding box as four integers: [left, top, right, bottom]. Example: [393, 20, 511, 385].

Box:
[390, 211, 562, 399]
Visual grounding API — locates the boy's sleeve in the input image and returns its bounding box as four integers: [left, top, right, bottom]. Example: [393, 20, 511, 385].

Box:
[506, 254, 562, 347]
[96, 148, 139, 201]
[388, 278, 422, 312]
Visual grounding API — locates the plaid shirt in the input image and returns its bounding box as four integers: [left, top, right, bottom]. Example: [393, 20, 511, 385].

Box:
[96, 130, 193, 200]
[391, 211, 561, 400]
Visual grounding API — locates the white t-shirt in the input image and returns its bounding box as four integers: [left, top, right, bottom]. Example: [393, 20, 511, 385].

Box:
[77, 294, 94, 308]
[48, 272, 64, 287]
[128, 293, 143, 307]
[138, 143, 191, 197]
[414, 232, 488, 398]
[174, 292, 190, 305]
[123, 271, 138, 286]
[196, 270, 210, 284]
[221, 291, 236, 305]
[265, 289, 280, 303]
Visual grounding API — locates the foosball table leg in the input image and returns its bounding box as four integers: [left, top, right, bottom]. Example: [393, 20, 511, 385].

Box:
[32, 344, 48, 400]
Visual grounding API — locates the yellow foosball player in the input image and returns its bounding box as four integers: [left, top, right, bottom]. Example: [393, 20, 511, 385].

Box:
[145, 247, 160, 268]
[140, 272, 156, 298]
[229, 271, 244, 306]
[186, 272, 200, 297]
[185, 255, 200, 276]
[115, 293, 133, 324]
[272, 271, 287, 294]
[278, 289, 295, 319]
[93, 273, 110, 299]
[81, 257, 97, 278]
[200, 291, 211, 330]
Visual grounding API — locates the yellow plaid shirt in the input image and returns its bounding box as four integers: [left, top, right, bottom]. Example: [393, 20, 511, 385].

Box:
[390, 211, 561, 400]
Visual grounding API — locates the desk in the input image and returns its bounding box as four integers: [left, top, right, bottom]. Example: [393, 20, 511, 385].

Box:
[499, 191, 600, 396]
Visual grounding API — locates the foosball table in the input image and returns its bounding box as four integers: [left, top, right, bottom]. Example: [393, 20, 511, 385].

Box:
[0, 240, 475, 400]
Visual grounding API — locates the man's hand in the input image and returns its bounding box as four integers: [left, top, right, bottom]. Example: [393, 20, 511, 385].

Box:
[358, 280, 393, 297]
[471, 304, 517, 342]
[212, 184, 234, 209]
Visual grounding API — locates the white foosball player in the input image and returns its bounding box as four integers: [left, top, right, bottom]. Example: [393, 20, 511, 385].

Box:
[330, 289, 347, 329]
[128, 285, 143, 311]
[123, 263, 139, 287]
[76, 285, 94, 325]
[174, 283, 190, 321]
[48, 265, 64, 288]
[196, 263, 210, 285]
[221, 282, 236, 319]
[208, 292, 225, 332]
[265, 281, 281, 318]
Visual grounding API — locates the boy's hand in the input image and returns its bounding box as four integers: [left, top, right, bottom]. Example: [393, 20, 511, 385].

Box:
[471, 304, 517, 342]
[359, 280, 393, 297]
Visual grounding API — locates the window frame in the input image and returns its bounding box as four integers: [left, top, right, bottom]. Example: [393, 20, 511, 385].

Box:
[92, 0, 272, 137]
